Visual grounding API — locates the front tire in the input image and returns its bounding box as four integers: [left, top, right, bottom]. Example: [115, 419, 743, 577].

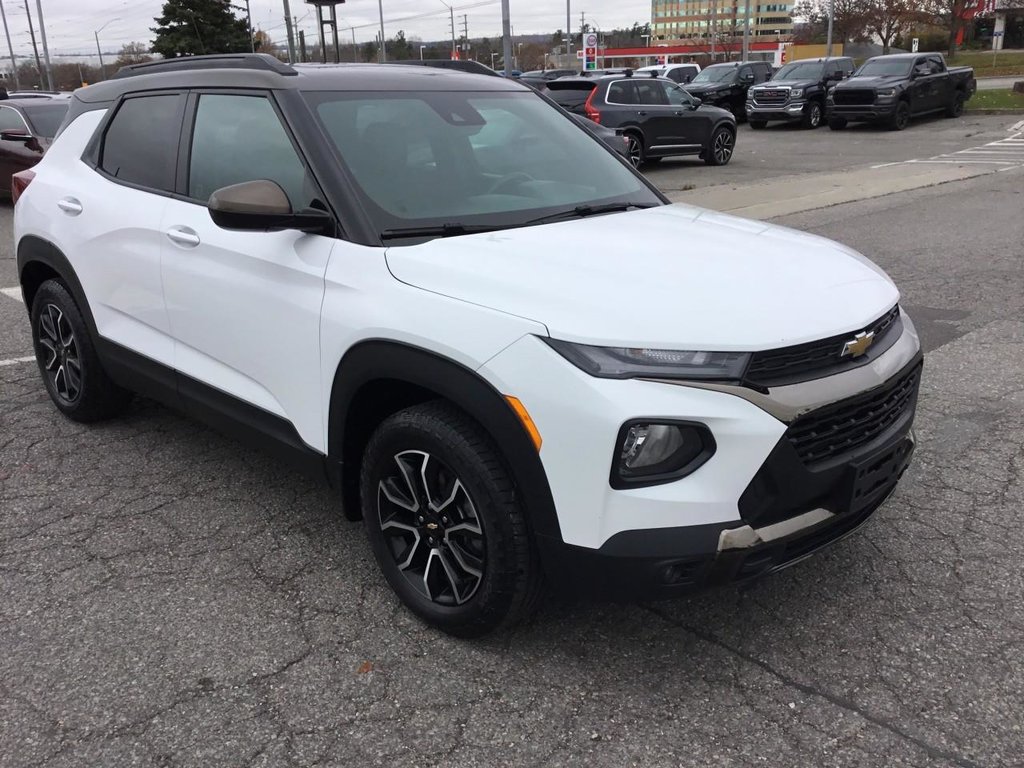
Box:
[624, 132, 644, 169]
[704, 126, 735, 166]
[802, 101, 823, 129]
[30, 279, 131, 423]
[360, 401, 541, 637]
[889, 101, 911, 131]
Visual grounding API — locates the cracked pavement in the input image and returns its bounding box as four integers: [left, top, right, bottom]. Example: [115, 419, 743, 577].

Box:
[2, 167, 1024, 767]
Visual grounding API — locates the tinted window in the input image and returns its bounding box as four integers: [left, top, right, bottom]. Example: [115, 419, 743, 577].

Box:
[607, 81, 637, 104]
[0, 106, 27, 133]
[635, 81, 669, 106]
[692, 66, 736, 83]
[100, 95, 181, 192]
[22, 104, 68, 138]
[857, 59, 914, 77]
[773, 61, 825, 80]
[189, 94, 311, 209]
[928, 57, 944, 74]
[545, 82, 595, 112]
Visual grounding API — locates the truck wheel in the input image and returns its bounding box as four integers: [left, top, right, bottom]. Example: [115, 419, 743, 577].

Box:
[945, 93, 965, 118]
[889, 101, 911, 131]
[829, 117, 847, 130]
[30, 279, 132, 423]
[802, 101, 823, 129]
[749, 120, 767, 129]
[360, 401, 541, 638]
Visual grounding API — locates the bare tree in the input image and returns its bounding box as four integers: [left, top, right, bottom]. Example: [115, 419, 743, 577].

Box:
[113, 42, 153, 69]
[863, 0, 921, 54]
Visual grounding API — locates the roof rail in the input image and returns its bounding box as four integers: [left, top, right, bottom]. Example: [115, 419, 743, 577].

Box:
[111, 53, 297, 80]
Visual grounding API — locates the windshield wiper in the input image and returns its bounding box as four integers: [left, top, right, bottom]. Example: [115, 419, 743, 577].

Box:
[379, 223, 509, 241]
[523, 201, 659, 226]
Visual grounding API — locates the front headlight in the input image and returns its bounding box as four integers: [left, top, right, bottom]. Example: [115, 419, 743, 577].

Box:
[877, 88, 896, 97]
[790, 88, 804, 98]
[543, 339, 750, 381]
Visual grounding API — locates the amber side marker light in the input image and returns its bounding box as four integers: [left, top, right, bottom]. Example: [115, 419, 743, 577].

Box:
[504, 395, 542, 452]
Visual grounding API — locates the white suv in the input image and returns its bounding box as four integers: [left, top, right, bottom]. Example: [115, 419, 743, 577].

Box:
[13, 55, 921, 636]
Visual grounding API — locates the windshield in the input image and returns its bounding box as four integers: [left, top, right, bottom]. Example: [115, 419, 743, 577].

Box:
[772, 62, 824, 80]
[856, 59, 913, 77]
[304, 90, 659, 240]
[21, 103, 68, 138]
[691, 67, 736, 84]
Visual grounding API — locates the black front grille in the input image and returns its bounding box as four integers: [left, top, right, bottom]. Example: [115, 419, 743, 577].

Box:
[833, 89, 877, 106]
[745, 305, 900, 387]
[786, 363, 921, 466]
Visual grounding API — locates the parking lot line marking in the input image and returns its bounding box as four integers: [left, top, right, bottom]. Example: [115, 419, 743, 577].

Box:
[0, 356, 35, 367]
[909, 159, 1017, 165]
[1, 287, 23, 303]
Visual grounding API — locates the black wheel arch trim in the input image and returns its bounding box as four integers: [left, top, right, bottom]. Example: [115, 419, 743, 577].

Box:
[17, 236, 99, 336]
[328, 339, 562, 542]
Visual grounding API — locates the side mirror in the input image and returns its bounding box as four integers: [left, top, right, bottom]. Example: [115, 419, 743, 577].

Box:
[208, 180, 333, 235]
[0, 129, 31, 142]
[691, 97, 702, 108]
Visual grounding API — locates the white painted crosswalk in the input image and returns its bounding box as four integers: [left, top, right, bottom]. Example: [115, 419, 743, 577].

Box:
[878, 127, 1024, 169]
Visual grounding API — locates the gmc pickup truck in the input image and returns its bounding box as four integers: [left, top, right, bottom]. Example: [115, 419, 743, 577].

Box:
[746, 56, 856, 129]
[827, 53, 975, 131]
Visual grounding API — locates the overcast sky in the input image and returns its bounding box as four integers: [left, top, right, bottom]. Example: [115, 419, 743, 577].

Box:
[0, 0, 653, 62]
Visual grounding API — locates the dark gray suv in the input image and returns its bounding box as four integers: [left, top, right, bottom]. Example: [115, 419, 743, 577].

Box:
[546, 73, 737, 168]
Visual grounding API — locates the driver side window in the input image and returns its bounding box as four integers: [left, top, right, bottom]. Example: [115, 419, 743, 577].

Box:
[660, 82, 693, 107]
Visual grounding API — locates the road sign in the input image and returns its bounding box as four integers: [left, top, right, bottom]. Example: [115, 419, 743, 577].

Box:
[582, 32, 598, 71]
[585, 33, 597, 48]
[911, 38, 919, 52]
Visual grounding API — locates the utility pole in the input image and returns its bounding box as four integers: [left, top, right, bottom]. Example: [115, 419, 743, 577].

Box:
[566, 0, 571, 65]
[580, 10, 585, 35]
[282, 0, 296, 63]
[377, 0, 386, 62]
[0, 0, 19, 91]
[243, 0, 255, 52]
[742, 0, 751, 61]
[460, 13, 468, 57]
[441, 1, 455, 59]
[351, 27, 357, 62]
[501, 0, 512, 75]
[825, 0, 835, 57]
[34, 0, 53, 90]
[23, 1, 43, 90]
[298, 30, 306, 63]
[710, 0, 717, 61]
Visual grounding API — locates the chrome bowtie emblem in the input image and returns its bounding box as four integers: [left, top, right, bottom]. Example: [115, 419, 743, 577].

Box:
[425, 522, 439, 531]
[841, 331, 875, 359]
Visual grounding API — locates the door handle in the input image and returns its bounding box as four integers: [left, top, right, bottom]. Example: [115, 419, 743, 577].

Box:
[166, 226, 201, 248]
[637, 110, 648, 116]
[57, 197, 82, 216]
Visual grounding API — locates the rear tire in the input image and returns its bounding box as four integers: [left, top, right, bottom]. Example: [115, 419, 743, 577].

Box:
[704, 125, 735, 166]
[749, 120, 767, 129]
[30, 279, 131, 423]
[624, 132, 644, 169]
[889, 101, 911, 131]
[945, 93, 965, 118]
[360, 401, 541, 638]
[801, 101, 823, 129]
[829, 116, 848, 130]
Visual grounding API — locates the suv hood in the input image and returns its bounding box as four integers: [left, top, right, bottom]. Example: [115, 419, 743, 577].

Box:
[686, 83, 733, 95]
[384, 205, 899, 351]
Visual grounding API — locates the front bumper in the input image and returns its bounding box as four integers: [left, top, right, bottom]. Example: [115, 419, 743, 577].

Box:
[827, 100, 895, 122]
[745, 102, 807, 122]
[538, 401, 917, 601]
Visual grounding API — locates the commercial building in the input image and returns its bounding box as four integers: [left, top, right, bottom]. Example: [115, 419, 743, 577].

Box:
[651, 1, 793, 44]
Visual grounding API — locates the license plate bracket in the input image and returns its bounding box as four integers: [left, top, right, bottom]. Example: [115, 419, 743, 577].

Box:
[847, 435, 915, 513]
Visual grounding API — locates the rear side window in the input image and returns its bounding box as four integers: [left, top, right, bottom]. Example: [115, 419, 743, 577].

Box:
[607, 81, 637, 104]
[100, 94, 182, 192]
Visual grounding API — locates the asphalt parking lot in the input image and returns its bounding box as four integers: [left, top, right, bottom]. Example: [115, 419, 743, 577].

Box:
[2, 123, 1024, 767]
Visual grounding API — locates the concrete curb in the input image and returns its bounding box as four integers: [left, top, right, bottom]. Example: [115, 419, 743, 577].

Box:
[965, 108, 1024, 115]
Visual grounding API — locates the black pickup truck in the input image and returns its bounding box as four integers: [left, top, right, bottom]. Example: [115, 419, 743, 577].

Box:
[827, 53, 975, 131]
[746, 56, 856, 129]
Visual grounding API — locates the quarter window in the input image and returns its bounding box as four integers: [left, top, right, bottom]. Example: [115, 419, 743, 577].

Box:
[188, 94, 312, 209]
[0, 106, 27, 134]
[607, 81, 637, 104]
[100, 94, 182, 192]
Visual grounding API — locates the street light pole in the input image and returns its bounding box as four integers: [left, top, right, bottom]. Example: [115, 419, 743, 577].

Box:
[377, 0, 386, 62]
[742, 0, 751, 61]
[501, 0, 512, 76]
[34, 0, 53, 90]
[94, 18, 118, 81]
[420, 44, 426, 60]
[0, 0, 19, 91]
[825, 0, 834, 57]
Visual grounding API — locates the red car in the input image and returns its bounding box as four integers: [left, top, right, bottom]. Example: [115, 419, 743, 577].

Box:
[0, 98, 69, 198]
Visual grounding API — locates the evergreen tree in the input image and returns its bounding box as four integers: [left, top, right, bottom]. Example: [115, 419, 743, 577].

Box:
[151, 0, 251, 58]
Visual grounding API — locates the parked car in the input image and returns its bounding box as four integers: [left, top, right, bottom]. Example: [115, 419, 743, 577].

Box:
[5, 90, 70, 100]
[0, 98, 68, 198]
[683, 61, 773, 121]
[570, 113, 630, 158]
[827, 53, 976, 131]
[391, 59, 498, 77]
[746, 56, 855, 129]
[15, 54, 921, 637]
[518, 68, 577, 89]
[635, 62, 701, 84]
[546, 74, 737, 167]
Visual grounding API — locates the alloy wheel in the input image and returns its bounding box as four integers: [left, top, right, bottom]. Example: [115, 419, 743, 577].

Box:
[37, 303, 82, 404]
[626, 135, 643, 168]
[713, 130, 734, 164]
[809, 104, 822, 128]
[377, 450, 485, 606]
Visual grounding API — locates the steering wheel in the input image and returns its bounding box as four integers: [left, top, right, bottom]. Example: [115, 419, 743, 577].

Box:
[487, 172, 535, 195]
